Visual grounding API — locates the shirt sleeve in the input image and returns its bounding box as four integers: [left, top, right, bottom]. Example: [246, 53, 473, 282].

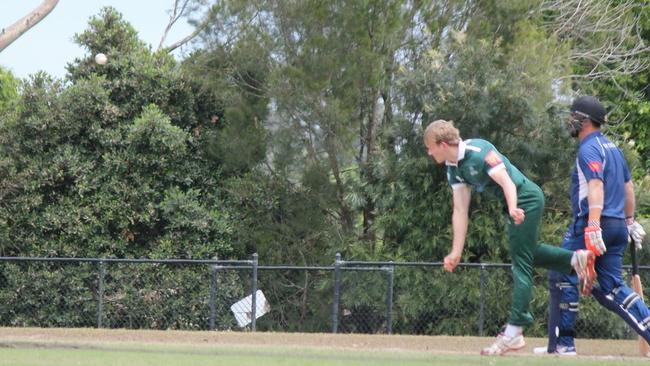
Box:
[619, 148, 632, 182]
[577, 145, 604, 182]
[484, 149, 506, 176]
[623, 165, 631, 182]
[447, 168, 467, 190]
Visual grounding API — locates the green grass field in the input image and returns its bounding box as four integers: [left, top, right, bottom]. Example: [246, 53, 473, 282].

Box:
[0, 328, 648, 366]
[0, 341, 648, 366]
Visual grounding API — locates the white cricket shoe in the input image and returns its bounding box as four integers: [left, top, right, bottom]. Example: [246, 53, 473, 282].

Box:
[533, 346, 577, 356]
[480, 333, 526, 355]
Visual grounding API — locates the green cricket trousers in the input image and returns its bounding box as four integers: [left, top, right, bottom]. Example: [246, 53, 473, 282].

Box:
[507, 179, 575, 326]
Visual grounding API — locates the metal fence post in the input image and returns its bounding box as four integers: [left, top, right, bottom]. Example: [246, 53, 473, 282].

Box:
[332, 252, 342, 333]
[251, 253, 258, 332]
[478, 263, 485, 337]
[209, 258, 219, 331]
[97, 260, 105, 329]
[386, 264, 394, 335]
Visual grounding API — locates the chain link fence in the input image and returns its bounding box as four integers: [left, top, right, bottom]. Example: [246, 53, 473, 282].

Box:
[0, 254, 643, 340]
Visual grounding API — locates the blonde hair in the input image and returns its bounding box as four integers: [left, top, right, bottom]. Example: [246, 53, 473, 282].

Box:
[424, 120, 460, 145]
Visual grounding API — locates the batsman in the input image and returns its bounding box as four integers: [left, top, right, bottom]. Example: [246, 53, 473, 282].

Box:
[424, 120, 596, 356]
[537, 96, 650, 356]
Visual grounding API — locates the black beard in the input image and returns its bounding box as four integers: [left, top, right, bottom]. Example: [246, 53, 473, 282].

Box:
[567, 120, 582, 138]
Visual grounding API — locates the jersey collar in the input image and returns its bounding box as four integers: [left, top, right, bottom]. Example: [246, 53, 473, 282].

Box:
[580, 131, 603, 146]
[445, 140, 467, 166]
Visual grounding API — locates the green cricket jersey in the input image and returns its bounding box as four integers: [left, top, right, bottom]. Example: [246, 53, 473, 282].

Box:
[446, 139, 527, 201]
[444, 138, 574, 327]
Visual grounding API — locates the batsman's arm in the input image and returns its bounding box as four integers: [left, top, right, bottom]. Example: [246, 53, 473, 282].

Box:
[584, 179, 607, 255]
[587, 179, 604, 224]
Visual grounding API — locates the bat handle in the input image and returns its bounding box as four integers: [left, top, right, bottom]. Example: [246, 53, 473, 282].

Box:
[631, 235, 640, 276]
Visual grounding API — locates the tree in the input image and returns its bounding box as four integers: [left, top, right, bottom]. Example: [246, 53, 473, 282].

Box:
[0, 67, 18, 113]
[0, 7, 232, 259]
[190, 1, 478, 252]
[0, 0, 59, 53]
[539, 0, 650, 84]
[180, 0, 576, 265]
[577, 2, 650, 216]
[0, 7, 252, 329]
[182, 0, 646, 265]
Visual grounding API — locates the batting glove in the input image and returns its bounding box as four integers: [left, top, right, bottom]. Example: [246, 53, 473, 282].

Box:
[585, 221, 606, 256]
[626, 217, 646, 250]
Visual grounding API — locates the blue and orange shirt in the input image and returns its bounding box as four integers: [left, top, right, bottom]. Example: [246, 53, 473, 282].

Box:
[570, 131, 630, 219]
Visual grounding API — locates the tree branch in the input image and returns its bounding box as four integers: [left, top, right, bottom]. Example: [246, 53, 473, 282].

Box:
[539, 0, 650, 83]
[158, 0, 191, 51]
[160, 1, 220, 53]
[0, 0, 59, 53]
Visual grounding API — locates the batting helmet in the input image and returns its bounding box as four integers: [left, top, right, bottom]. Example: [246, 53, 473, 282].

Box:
[570, 96, 607, 125]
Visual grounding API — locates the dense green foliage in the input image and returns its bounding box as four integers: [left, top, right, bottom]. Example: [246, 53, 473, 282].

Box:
[0, 8, 233, 259]
[0, 67, 18, 113]
[0, 1, 648, 335]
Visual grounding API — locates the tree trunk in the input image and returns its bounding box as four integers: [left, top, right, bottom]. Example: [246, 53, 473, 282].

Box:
[361, 90, 384, 246]
[325, 131, 354, 232]
[0, 0, 59, 53]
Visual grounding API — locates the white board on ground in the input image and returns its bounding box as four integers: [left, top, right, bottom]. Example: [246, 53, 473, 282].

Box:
[230, 290, 270, 327]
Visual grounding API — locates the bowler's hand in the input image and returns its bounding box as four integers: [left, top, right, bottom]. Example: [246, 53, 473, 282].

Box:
[509, 207, 525, 225]
[443, 252, 461, 272]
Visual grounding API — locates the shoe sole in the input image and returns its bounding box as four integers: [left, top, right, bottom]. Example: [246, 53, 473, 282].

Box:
[503, 342, 526, 355]
[532, 346, 577, 356]
[533, 346, 548, 355]
[480, 341, 526, 356]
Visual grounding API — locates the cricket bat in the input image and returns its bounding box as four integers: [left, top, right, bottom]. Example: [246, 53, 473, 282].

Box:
[630, 239, 650, 357]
